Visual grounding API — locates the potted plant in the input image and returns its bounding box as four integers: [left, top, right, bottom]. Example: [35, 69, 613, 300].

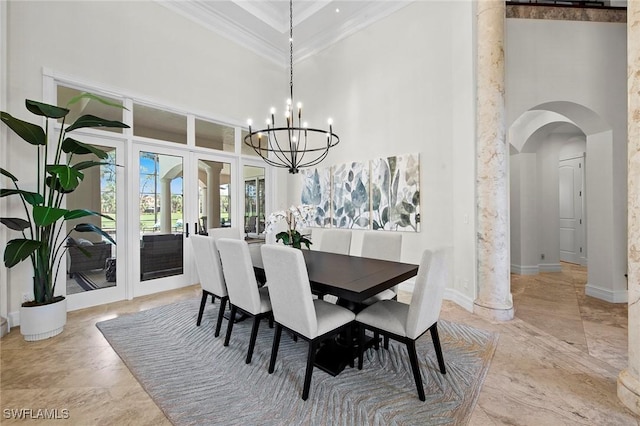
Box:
[265, 205, 313, 249]
[1, 94, 128, 340]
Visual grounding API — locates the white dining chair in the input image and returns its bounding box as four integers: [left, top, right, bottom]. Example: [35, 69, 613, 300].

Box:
[208, 227, 242, 240]
[356, 249, 447, 401]
[360, 231, 403, 304]
[190, 235, 228, 338]
[319, 229, 352, 255]
[217, 238, 272, 364]
[261, 244, 356, 401]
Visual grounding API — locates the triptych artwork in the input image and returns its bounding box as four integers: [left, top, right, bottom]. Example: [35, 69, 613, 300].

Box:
[300, 153, 420, 232]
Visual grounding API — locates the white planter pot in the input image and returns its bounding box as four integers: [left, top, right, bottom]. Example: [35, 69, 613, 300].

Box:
[20, 297, 67, 341]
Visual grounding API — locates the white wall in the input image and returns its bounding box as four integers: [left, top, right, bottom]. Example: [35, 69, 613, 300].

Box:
[284, 1, 478, 308]
[506, 18, 627, 302]
[3, 1, 283, 318]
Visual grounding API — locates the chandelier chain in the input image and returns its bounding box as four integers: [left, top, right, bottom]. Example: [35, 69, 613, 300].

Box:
[289, 0, 294, 102]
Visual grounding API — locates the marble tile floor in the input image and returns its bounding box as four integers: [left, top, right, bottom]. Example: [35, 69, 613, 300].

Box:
[1, 263, 637, 425]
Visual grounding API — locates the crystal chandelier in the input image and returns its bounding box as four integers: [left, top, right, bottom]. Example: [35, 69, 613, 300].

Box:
[244, 0, 340, 174]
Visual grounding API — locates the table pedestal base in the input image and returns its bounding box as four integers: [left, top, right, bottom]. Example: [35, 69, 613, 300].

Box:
[314, 332, 377, 376]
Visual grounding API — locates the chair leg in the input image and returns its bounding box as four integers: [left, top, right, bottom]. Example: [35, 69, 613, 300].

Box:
[358, 325, 365, 370]
[224, 305, 237, 346]
[214, 297, 227, 338]
[196, 291, 208, 326]
[374, 331, 380, 350]
[268, 323, 282, 374]
[383, 335, 390, 350]
[346, 326, 354, 368]
[246, 316, 261, 364]
[302, 340, 318, 401]
[406, 340, 426, 401]
[430, 323, 446, 374]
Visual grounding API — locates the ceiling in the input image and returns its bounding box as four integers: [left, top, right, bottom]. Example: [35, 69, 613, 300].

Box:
[158, 0, 413, 67]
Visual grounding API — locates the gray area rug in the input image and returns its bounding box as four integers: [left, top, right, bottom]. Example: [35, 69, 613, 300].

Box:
[96, 298, 498, 425]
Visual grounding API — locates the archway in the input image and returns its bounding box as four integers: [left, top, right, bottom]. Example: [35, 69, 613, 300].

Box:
[509, 101, 626, 303]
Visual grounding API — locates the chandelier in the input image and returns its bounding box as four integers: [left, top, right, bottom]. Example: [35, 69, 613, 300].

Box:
[244, 0, 339, 174]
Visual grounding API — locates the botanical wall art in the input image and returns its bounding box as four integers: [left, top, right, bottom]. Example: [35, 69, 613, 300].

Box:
[332, 162, 370, 229]
[300, 153, 420, 232]
[371, 154, 420, 232]
[300, 167, 331, 227]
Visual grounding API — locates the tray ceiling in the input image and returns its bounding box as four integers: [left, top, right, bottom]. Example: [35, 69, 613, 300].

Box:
[158, 0, 413, 67]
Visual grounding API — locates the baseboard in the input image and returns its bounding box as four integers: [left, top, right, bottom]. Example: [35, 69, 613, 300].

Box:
[8, 310, 19, 329]
[444, 288, 474, 312]
[399, 278, 474, 312]
[585, 284, 628, 303]
[539, 263, 562, 273]
[511, 264, 538, 275]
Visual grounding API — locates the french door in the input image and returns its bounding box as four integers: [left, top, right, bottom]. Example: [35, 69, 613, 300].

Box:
[131, 143, 237, 297]
[65, 134, 127, 310]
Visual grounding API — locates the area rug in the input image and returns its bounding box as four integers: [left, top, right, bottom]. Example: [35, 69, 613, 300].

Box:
[96, 298, 498, 425]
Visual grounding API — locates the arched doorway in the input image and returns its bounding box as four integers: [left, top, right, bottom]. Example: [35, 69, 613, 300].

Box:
[509, 101, 626, 303]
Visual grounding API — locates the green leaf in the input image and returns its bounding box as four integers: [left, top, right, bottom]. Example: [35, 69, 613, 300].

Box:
[66, 92, 128, 110]
[45, 176, 74, 194]
[0, 189, 44, 205]
[0, 217, 30, 231]
[66, 115, 129, 132]
[33, 206, 67, 227]
[62, 138, 109, 159]
[73, 223, 116, 245]
[65, 209, 114, 221]
[0, 168, 18, 182]
[25, 99, 69, 119]
[4, 238, 40, 268]
[72, 160, 110, 171]
[46, 165, 83, 191]
[0, 112, 46, 146]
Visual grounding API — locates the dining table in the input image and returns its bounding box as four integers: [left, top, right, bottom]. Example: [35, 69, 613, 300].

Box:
[248, 243, 419, 375]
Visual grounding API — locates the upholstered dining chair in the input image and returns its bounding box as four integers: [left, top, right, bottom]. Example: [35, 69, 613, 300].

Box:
[360, 231, 403, 304]
[356, 249, 447, 401]
[190, 235, 229, 338]
[318, 229, 352, 255]
[261, 244, 356, 401]
[217, 238, 272, 364]
[208, 226, 242, 240]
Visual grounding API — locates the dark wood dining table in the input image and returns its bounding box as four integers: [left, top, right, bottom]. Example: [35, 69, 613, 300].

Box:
[248, 244, 419, 375]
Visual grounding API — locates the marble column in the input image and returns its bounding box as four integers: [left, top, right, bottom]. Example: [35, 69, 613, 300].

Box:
[473, 0, 514, 321]
[618, 1, 640, 415]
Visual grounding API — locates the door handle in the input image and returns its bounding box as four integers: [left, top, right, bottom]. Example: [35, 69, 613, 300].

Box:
[185, 222, 189, 238]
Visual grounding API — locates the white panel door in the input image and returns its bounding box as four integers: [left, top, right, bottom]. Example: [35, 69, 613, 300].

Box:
[559, 157, 583, 264]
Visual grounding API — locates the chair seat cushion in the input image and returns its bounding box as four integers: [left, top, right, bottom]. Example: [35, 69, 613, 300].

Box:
[361, 289, 396, 305]
[313, 300, 355, 337]
[356, 300, 408, 337]
[257, 286, 272, 314]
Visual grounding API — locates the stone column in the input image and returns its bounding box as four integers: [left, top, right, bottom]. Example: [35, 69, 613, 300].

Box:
[206, 163, 223, 229]
[160, 178, 172, 233]
[618, 1, 640, 415]
[473, 0, 514, 321]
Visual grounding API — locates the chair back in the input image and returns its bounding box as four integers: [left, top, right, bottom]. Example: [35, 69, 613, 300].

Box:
[319, 230, 352, 255]
[361, 231, 402, 262]
[406, 249, 447, 339]
[217, 238, 261, 314]
[208, 227, 242, 240]
[190, 235, 227, 297]
[261, 245, 318, 338]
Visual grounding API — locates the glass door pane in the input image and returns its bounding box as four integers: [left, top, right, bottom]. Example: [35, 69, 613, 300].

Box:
[139, 151, 185, 282]
[244, 165, 265, 238]
[197, 159, 232, 233]
[65, 139, 125, 310]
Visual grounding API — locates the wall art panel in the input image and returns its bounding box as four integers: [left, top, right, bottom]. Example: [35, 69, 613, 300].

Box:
[300, 167, 332, 227]
[332, 162, 370, 229]
[371, 153, 420, 232]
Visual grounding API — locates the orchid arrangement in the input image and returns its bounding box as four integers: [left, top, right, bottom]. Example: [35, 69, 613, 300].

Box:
[265, 204, 314, 249]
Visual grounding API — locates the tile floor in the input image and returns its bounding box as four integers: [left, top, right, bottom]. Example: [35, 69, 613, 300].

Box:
[1, 263, 638, 425]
